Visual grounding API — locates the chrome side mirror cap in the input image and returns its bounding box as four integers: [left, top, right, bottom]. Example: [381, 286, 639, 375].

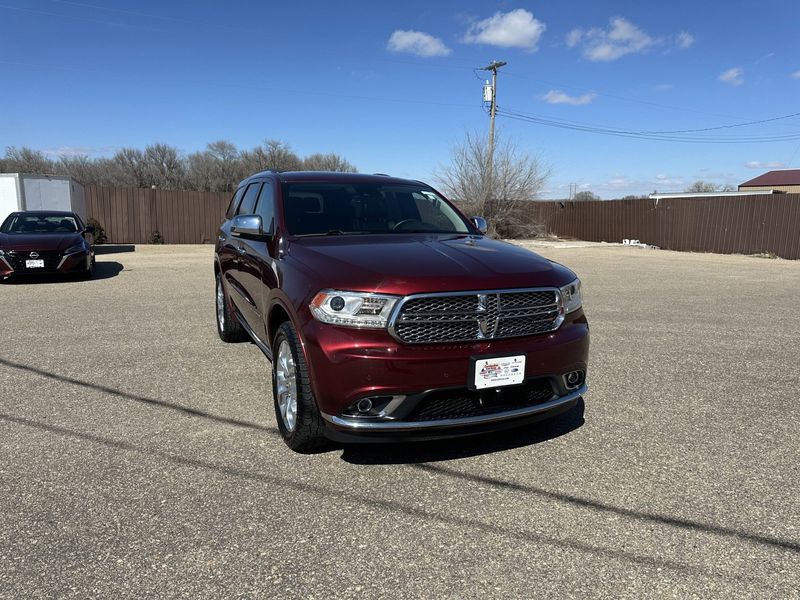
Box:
[471, 216, 488, 235]
[231, 214, 269, 240]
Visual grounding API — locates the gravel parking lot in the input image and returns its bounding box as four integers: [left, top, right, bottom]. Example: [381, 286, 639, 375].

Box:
[1, 244, 798, 598]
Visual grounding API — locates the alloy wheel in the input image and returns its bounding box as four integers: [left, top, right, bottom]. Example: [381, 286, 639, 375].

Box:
[276, 340, 298, 431]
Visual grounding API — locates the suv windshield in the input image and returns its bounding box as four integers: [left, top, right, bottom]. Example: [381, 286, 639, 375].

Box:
[282, 183, 471, 236]
[1, 214, 79, 234]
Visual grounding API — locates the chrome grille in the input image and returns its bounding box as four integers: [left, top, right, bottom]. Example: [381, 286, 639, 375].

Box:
[391, 289, 562, 344]
[4, 251, 62, 272]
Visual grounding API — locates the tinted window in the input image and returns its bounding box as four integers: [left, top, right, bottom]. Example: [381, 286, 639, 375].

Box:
[226, 187, 245, 219]
[281, 183, 470, 236]
[237, 183, 262, 216]
[254, 181, 275, 233]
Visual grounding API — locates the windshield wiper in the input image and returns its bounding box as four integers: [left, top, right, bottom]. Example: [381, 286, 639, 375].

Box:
[295, 230, 372, 237]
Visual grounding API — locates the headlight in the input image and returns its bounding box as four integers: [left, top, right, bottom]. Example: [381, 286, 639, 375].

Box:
[310, 290, 399, 329]
[63, 241, 88, 255]
[560, 278, 582, 314]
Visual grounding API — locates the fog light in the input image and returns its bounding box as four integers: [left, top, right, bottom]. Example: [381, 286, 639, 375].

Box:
[356, 398, 373, 413]
[564, 370, 585, 389]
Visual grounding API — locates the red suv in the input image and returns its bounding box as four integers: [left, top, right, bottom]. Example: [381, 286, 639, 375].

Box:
[214, 171, 589, 452]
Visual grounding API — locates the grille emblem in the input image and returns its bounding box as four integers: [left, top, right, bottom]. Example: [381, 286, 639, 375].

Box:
[29, 252, 39, 259]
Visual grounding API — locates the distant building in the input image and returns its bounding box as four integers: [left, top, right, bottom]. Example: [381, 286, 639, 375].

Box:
[739, 169, 800, 193]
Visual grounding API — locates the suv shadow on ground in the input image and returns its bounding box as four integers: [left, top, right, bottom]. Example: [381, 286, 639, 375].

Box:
[338, 398, 585, 464]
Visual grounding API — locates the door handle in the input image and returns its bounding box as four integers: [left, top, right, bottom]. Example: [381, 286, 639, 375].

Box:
[236, 245, 246, 255]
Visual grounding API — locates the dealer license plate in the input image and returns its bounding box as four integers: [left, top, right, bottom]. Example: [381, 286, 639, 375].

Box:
[25, 259, 45, 268]
[472, 355, 526, 390]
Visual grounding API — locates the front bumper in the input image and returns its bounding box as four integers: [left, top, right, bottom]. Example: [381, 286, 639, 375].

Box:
[0, 250, 91, 277]
[320, 384, 585, 442]
[300, 310, 590, 439]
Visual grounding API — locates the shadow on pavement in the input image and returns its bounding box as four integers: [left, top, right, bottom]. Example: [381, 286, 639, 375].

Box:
[0, 356, 276, 434]
[339, 399, 584, 464]
[94, 244, 136, 255]
[2, 261, 124, 284]
[0, 411, 773, 582]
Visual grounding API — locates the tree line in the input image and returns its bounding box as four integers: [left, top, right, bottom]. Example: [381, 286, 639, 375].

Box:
[0, 140, 357, 192]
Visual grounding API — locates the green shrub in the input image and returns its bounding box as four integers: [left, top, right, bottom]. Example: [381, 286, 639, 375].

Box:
[150, 230, 165, 244]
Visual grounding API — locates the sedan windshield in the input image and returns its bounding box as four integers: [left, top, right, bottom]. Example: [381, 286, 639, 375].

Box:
[282, 183, 471, 236]
[1, 214, 79, 234]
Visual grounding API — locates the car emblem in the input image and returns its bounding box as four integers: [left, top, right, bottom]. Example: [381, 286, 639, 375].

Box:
[29, 252, 39, 259]
[477, 294, 488, 312]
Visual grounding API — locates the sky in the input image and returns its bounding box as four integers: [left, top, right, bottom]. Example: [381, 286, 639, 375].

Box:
[1, 0, 799, 198]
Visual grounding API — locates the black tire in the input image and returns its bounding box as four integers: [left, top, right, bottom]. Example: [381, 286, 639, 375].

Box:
[216, 272, 248, 343]
[272, 321, 328, 452]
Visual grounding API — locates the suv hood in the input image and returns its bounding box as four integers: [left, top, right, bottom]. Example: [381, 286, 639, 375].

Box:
[0, 232, 84, 252]
[288, 234, 576, 295]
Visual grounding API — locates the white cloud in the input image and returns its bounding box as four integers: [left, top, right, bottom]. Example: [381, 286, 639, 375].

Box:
[565, 17, 655, 61]
[463, 9, 546, 50]
[387, 30, 451, 57]
[542, 89, 596, 105]
[654, 83, 673, 92]
[719, 67, 744, 86]
[565, 28, 582, 48]
[41, 145, 117, 158]
[745, 160, 785, 169]
[676, 31, 694, 49]
[791, 70, 800, 79]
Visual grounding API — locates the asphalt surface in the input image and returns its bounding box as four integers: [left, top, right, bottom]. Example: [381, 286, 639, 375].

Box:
[1, 244, 798, 599]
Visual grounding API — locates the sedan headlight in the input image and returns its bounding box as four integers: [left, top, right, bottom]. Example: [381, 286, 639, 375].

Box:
[560, 278, 582, 314]
[63, 241, 88, 255]
[310, 290, 399, 329]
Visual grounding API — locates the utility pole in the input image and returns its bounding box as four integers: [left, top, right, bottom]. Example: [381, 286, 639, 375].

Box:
[480, 60, 506, 216]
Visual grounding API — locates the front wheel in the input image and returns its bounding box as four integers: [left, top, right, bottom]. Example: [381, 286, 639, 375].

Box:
[272, 321, 327, 452]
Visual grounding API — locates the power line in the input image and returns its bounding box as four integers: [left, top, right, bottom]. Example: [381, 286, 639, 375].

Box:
[496, 107, 800, 144]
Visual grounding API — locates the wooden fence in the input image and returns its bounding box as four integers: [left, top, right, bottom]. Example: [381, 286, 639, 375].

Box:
[525, 194, 800, 259]
[85, 185, 230, 244]
[84, 185, 800, 259]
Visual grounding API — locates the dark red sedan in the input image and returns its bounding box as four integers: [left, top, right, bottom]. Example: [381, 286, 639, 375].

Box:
[0, 211, 95, 280]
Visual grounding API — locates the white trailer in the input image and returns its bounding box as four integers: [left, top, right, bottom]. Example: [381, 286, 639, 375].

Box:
[0, 173, 86, 225]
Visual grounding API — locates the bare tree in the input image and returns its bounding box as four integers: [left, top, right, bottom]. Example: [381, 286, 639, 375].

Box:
[302, 152, 357, 172]
[241, 139, 303, 174]
[143, 143, 186, 189]
[3, 146, 54, 174]
[685, 180, 734, 193]
[436, 131, 549, 238]
[574, 190, 600, 201]
[113, 148, 149, 188]
[1, 139, 358, 191]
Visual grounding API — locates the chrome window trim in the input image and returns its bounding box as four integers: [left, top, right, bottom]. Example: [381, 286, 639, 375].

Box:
[386, 286, 564, 344]
[321, 385, 586, 431]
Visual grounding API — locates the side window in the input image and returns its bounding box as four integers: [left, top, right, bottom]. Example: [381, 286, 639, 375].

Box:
[226, 187, 245, 219]
[254, 181, 275, 233]
[237, 183, 262, 216]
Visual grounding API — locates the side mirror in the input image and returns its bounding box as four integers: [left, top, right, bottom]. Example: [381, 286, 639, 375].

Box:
[232, 214, 270, 240]
[471, 216, 488, 235]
